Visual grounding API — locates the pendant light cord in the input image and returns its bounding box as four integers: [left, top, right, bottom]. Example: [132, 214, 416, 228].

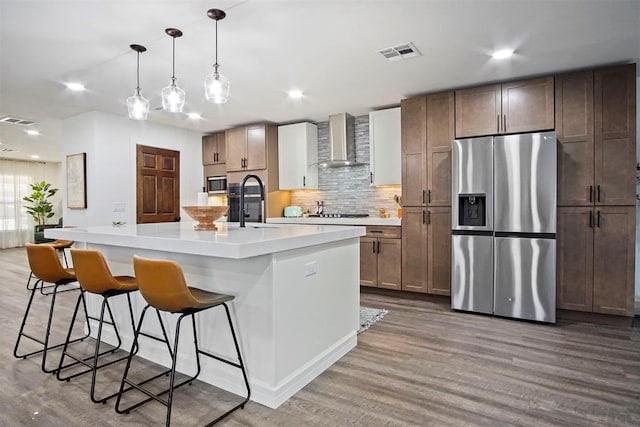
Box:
[215, 18, 219, 67]
[172, 36, 176, 81]
[136, 51, 141, 94]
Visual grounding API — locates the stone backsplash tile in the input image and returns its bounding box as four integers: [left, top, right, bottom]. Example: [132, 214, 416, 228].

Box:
[289, 114, 401, 217]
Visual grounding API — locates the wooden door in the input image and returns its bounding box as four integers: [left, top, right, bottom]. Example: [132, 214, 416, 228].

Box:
[501, 77, 555, 134]
[594, 64, 637, 206]
[556, 207, 594, 312]
[426, 92, 454, 206]
[225, 127, 246, 172]
[378, 238, 402, 290]
[592, 206, 635, 316]
[555, 70, 595, 206]
[136, 145, 180, 224]
[427, 207, 451, 295]
[246, 125, 267, 171]
[360, 237, 377, 287]
[454, 84, 500, 138]
[401, 97, 427, 206]
[401, 207, 428, 293]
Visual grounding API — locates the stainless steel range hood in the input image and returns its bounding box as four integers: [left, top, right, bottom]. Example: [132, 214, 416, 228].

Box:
[318, 113, 364, 168]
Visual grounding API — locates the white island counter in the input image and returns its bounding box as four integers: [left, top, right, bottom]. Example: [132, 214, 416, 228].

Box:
[47, 221, 364, 409]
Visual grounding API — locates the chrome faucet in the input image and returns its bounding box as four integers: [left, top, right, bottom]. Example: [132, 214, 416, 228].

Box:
[239, 174, 264, 228]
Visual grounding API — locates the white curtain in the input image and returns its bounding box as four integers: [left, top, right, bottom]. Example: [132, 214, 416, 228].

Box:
[0, 160, 49, 248]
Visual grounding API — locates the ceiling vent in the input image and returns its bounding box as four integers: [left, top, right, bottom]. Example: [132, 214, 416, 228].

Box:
[378, 42, 421, 62]
[1, 147, 17, 152]
[0, 116, 36, 126]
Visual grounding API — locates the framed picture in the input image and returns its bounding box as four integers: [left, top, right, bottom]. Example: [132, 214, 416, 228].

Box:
[66, 152, 87, 209]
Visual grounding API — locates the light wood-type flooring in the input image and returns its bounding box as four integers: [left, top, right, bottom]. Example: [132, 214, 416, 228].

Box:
[1, 246, 639, 426]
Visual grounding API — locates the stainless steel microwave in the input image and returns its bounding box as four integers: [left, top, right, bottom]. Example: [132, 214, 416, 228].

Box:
[207, 175, 227, 194]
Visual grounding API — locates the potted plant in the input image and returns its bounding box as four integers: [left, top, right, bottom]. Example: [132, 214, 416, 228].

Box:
[23, 181, 58, 226]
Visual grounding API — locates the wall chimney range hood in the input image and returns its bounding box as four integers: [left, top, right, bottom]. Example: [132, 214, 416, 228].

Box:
[318, 113, 364, 168]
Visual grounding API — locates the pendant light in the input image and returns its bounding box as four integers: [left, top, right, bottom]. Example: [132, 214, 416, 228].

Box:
[126, 44, 150, 120]
[204, 8, 230, 104]
[161, 28, 186, 112]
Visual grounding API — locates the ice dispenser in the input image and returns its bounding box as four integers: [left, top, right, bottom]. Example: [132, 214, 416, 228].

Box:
[458, 194, 486, 227]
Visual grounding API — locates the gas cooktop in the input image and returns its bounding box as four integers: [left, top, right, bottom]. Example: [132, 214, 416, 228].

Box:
[309, 213, 370, 218]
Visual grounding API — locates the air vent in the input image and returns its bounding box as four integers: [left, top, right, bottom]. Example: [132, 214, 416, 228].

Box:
[378, 42, 421, 62]
[0, 116, 36, 126]
[1, 147, 17, 152]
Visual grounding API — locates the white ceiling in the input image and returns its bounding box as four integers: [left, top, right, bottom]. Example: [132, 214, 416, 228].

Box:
[1, 0, 639, 162]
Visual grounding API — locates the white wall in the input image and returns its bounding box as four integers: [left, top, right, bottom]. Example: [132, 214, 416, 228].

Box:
[61, 111, 203, 227]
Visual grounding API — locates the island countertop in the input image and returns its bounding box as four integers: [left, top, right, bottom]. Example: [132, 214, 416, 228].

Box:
[45, 221, 365, 259]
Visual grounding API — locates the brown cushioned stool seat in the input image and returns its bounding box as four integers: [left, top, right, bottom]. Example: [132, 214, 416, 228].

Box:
[56, 249, 142, 404]
[14, 243, 90, 374]
[26, 240, 75, 291]
[115, 255, 250, 426]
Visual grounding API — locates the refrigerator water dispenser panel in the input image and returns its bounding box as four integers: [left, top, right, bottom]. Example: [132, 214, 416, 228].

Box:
[458, 194, 486, 227]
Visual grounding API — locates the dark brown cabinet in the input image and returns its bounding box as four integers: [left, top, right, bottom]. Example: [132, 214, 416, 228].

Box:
[226, 124, 268, 172]
[401, 96, 427, 207]
[594, 64, 637, 206]
[202, 132, 225, 165]
[556, 70, 594, 206]
[360, 226, 401, 290]
[426, 92, 454, 206]
[401, 207, 451, 295]
[557, 65, 636, 207]
[455, 77, 554, 138]
[557, 206, 635, 316]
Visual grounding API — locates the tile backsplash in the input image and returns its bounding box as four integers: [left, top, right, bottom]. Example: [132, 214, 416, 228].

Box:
[289, 115, 401, 217]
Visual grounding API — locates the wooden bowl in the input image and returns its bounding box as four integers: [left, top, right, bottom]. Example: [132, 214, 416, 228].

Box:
[182, 206, 228, 230]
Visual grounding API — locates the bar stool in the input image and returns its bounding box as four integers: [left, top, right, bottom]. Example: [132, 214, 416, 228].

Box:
[115, 255, 250, 426]
[14, 243, 90, 374]
[26, 240, 75, 291]
[56, 249, 140, 404]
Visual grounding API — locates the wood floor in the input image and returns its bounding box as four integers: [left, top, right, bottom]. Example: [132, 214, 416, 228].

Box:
[1, 246, 639, 426]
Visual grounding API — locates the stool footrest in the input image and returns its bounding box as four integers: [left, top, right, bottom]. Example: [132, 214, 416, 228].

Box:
[57, 348, 126, 381]
[198, 349, 242, 369]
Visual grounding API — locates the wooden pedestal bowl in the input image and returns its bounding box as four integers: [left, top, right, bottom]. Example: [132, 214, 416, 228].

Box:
[181, 206, 228, 231]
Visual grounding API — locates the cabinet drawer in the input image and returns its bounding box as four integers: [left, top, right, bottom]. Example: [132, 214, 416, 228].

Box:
[365, 226, 401, 239]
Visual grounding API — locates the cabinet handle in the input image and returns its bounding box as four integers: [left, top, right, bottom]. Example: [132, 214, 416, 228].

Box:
[503, 115, 506, 133]
[427, 210, 431, 225]
[422, 189, 426, 204]
[589, 210, 593, 228]
[214, 152, 217, 163]
[376, 241, 381, 254]
[497, 115, 500, 133]
[369, 230, 383, 233]
[597, 185, 601, 203]
[428, 189, 431, 204]
[597, 210, 601, 228]
[369, 171, 373, 184]
[422, 210, 426, 224]
[589, 185, 593, 203]
[303, 176, 306, 187]
[372, 241, 376, 253]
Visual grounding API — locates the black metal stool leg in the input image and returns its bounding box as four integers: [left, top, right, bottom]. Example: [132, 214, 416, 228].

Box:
[14, 279, 40, 358]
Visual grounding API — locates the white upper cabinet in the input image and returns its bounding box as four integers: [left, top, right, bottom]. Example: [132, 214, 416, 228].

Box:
[278, 122, 318, 190]
[369, 107, 401, 186]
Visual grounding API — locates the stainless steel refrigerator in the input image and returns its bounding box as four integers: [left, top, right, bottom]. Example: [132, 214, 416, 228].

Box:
[451, 131, 557, 323]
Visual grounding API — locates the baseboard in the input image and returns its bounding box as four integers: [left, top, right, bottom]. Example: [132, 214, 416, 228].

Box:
[558, 309, 634, 327]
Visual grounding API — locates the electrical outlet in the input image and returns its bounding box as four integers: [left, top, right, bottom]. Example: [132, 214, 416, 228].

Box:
[305, 261, 317, 277]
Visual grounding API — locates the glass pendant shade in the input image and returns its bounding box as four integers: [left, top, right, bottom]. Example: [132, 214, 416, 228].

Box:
[204, 69, 230, 104]
[127, 44, 149, 121]
[127, 90, 150, 120]
[161, 78, 186, 112]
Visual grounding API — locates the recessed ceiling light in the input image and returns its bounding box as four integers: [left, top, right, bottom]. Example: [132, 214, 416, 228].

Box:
[288, 90, 304, 99]
[25, 129, 40, 136]
[187, 112, 202, 120]
[491, 49, 514, 59]
[65, 82, 86, 91]
[31, 155, 40, 159]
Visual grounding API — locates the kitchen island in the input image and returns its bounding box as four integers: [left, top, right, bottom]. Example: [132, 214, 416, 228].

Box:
[46, 221, 364, 409]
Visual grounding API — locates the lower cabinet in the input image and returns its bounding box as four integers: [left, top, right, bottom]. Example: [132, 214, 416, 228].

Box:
[360, 226, 401, 290]
[401, 206, 451, 295]
[557, 206, 635, 316]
